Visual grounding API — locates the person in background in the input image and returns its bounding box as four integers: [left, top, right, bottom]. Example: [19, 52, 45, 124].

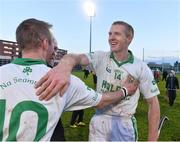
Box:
[35, 21, 160, 141]
[166, 70, 179, 106]
[70, 109, 85, 128]
[154, 68, 160, 83]
[162, 70, 168, 81]
[83, 68, 89, 79]
[92, 71, 97, 89]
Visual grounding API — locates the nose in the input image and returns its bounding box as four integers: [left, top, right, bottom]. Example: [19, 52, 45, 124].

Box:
[109, 33, 115, 40]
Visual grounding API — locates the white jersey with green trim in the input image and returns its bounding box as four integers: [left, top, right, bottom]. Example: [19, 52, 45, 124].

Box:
[86, 51, 159, 117]
[0, 58, 102, 141]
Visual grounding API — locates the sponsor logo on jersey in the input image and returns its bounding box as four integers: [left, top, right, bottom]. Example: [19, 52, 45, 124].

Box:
[87, 87, 91, 90]
[106, 67, 111, 73]
[152, 79, 156, 85]
[151, 88, 158, 93]
[101, 80, 121, 92]
[87, 87, 98, 101]
[92, 93, 98, 101]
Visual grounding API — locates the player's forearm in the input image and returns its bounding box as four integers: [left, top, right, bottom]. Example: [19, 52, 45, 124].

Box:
[57, 53, 89, 71]
[95, 90, 125, 108]
[57, 54, 79, 72]
[96, 77, 139, 108]
[147, 97, 160, 141]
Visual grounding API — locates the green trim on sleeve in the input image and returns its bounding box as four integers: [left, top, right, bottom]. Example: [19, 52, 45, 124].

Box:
[110, 50, 134, 67]
[11, 58, 47, 66]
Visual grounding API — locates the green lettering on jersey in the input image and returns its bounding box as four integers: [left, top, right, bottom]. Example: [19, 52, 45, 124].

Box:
[0, 82, 12, 90]
[106, 82, 110, 91]
[102, 80, 107, 89]
[87, 87, 91, 91]
[101, 80, 121, 92]
[0, 100, 5, 140]
[6, 101, 48, 141]
[92, 93, 98, 101]
[114, 72, 121, 80]
[116, 86, 121, 91]
[152, 79, 156, 85]
[109, 84, 114, 92]
[114, 70, 123, 80]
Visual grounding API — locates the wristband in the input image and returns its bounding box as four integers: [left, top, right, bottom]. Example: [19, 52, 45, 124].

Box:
[121, 87, 128, 98]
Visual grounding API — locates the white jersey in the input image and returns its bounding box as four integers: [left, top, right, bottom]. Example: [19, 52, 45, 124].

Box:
[0, 58, 102, 141]
[86, 51, 160, 117]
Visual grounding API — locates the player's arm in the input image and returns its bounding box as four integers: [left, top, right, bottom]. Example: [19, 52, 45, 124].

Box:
[64, 75, 138, 111]
[138, 63, 160, 141]
[146, 96, 160, 141]
[35, 53, 89, 101]
[96, 76, 138, 108]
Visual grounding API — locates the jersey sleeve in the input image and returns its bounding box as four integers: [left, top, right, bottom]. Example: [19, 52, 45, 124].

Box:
[85, 51, 105, 72]
[139, 63, 160, 99]
[63, 75, 102, 111]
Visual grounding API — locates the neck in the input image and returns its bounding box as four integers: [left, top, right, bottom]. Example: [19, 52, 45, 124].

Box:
[113, 50, 129, 61]
[22, 50, 45, 62]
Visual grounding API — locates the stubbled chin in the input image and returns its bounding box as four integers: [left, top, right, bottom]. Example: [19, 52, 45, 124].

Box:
[110, 46, 118, 52]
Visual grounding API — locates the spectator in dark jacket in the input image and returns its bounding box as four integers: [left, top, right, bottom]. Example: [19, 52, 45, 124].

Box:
[83, 69, 89, 79]
[162, 70, 168, 81]
[166, 70, 179, 106]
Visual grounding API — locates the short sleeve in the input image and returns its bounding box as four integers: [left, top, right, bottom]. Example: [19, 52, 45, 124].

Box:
[63, 75, 102, 111]
[85, 51, 106, 72]
[139, 63, 160, 99]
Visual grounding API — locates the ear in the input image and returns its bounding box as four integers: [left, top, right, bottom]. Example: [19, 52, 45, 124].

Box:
[42, 38, 49, 50]
[127, 35, 133, 44]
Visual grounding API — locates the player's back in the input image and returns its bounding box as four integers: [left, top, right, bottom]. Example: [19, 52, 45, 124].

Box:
[0, 61, 63, 141]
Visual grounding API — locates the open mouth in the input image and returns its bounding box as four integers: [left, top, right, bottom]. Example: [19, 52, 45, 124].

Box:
[110, 41, 118, 46]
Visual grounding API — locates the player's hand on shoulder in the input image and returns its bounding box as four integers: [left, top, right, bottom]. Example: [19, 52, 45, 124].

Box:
[35, 65, 70, 101]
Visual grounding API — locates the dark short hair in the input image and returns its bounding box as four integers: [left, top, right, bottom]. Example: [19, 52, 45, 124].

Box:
[112, 21, 134, 38]
[16, 18, 53, 50]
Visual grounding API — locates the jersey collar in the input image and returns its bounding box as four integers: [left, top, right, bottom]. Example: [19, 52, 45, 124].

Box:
[110, 50, 134, 67]
[11, 58, 47, 66]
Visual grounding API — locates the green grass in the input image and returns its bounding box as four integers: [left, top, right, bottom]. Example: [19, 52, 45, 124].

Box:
[61, 71, 180, 141]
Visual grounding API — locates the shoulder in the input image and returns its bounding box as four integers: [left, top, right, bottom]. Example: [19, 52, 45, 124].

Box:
[133, 56, 146, 66]
[126, 56, 154, 79]
[90, 51, 109, 57]
[69, 75, 85, 89]
[0, 64, 17, 83]
[94, 50, 108, 54]
[96, 51, 111, 59]
[70, 75, 82, 83]
[0, 63, 15, 74]
[133, 56, 151, 71]
[0, 63, 14, 69]
[85, 51, 109, 62]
